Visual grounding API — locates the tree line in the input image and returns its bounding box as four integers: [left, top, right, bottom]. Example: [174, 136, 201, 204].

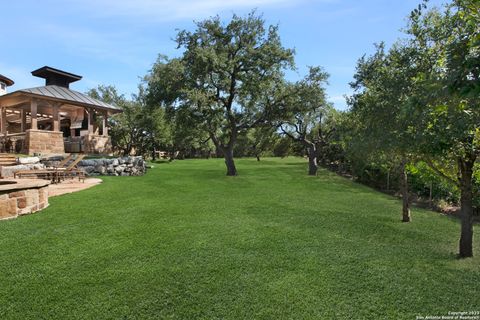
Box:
[89, 0, 479, 258]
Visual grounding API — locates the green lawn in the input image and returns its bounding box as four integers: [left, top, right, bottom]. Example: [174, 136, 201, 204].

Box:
[0, 158, 479, 319]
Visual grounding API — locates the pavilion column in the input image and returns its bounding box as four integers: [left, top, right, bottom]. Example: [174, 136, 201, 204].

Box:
[20, 109, 27, 132]
[102, 112, 108, 136]
[87, 108, 94, 134]
[52, 104, 60, 131]
[30, 99, 38, 130]
[1, 107, 6, 134]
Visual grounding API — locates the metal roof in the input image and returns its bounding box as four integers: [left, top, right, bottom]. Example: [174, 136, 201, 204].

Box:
[16, 85, 121, 112]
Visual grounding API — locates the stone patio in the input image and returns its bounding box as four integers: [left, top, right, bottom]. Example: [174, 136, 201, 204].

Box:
[48, 178, 102, 197]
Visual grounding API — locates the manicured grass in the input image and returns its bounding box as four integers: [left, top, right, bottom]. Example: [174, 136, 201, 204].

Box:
[0, 158, 479, 319]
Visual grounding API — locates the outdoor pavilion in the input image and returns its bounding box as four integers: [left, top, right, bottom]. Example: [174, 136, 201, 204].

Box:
[0, 66, 122, 155]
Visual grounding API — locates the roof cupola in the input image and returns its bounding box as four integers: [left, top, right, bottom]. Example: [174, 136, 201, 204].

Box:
[31, 66, 82, 88]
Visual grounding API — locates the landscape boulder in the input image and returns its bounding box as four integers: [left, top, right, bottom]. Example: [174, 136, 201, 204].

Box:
[76, 156, 146, 176]
[39, 155, 146, 177]
[17, 157, 41, 165]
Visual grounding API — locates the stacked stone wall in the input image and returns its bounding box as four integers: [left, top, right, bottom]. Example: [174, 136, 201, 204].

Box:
[0, 182, 49, 220]
[76, 156, 146, 176]
[26, 130, 64, 155]
[42, 156, 146, 177]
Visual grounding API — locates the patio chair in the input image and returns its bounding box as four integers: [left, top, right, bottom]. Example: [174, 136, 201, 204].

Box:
[54, 154, 86, 182]
[54, 154, 85, 172]
[13, 169, 57, 182]
[50, 154, 73, 169]
[58, 168, 86, 183]
[15, 154, 86, 183]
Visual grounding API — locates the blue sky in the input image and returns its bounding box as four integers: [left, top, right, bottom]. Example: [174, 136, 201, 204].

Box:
[1, 0, 446, 110]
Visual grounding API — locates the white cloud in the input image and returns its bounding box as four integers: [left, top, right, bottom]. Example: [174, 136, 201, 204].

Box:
[67, 0, 307, 21]
[15, 0, 311, 66]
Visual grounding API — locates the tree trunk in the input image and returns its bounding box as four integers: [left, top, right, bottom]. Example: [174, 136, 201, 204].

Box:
[429, 181, 433, 208]
[252, 144, 260, 161]
[151, 147, 157, 161]
[215, 146, 223, 158]
[458, 157, 474, 258]
[307, 145, 318, 176]
[386, 170, 390, 191]
[169, 147, 176, 162]
[401, 160, 411, 222]
[224, 147, 237, 176]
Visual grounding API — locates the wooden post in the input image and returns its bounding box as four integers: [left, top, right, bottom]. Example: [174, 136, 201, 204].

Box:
[87, 108, 94, 134]
[53, 104, 60, 131]
[0, 107, 6, 134]
[30, 99, 38, 130]
[103, 112, 108, 136]
[21, 109, 26, 132]
[93, 109, 99, 135]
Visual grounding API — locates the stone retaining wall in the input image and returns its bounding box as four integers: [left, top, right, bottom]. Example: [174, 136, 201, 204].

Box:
[0, 180, 50, 220]
[2, 155, 146, 178]
[76, 156, 146, 176]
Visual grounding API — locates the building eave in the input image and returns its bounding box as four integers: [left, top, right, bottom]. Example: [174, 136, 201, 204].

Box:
[0, 86, 122, 114]
[0, 74, 14, 86]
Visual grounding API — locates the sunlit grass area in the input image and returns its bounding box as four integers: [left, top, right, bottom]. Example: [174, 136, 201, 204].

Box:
[0, 158, 478, 319]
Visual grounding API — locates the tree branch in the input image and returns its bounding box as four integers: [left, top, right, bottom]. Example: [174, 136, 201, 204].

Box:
[425, 158, 459, 187]
[279, 124, 300, 142]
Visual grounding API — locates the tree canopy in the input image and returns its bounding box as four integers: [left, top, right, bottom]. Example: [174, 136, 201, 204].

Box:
[146, 11, 295, 175]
